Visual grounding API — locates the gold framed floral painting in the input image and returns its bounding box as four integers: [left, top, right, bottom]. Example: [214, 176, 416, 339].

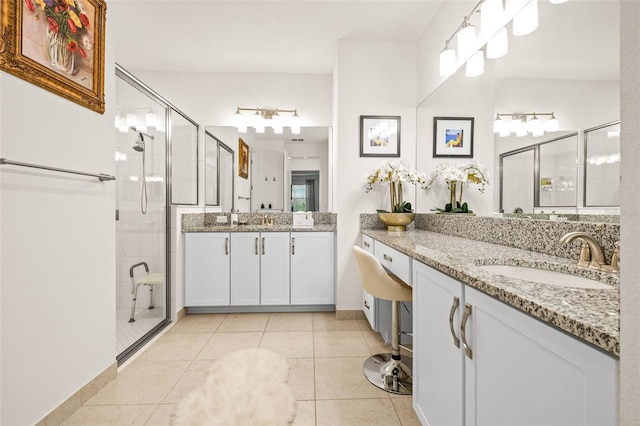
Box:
[238, 138, 249, 179]
[0, 0, 106, 114]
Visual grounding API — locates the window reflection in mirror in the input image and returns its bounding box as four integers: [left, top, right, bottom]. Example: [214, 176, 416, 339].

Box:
[170, 110, 198, 205]
[584, 121, 620, 207]
[499, 133, 578, 213]
[204, 130, 234, 211]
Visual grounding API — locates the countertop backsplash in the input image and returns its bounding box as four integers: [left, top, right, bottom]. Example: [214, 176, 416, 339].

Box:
[183, 212, 336, 229]
[361, 213, 620, 264]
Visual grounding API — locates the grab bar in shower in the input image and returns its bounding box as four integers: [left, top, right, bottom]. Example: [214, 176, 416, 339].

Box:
[0, 158, 116, 182]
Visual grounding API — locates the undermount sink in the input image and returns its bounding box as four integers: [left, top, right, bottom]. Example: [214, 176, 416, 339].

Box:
[478, 264, 612, 290]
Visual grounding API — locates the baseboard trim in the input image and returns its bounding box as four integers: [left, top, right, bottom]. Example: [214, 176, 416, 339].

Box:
[36, 362, 118, 426]
[186, 305, 335, 314]
[176, 307, 187, 321]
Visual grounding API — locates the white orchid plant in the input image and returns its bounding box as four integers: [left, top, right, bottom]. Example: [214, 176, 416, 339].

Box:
[425, 161, 489, 214]
[366, 160, 428, 213]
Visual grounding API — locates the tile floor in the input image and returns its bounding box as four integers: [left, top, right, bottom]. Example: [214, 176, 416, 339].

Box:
[62, 312, 420, 426]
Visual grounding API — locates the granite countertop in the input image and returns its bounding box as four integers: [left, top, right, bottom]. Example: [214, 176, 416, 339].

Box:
[183, 224, 336, 233]
[362, 229, 620, 357]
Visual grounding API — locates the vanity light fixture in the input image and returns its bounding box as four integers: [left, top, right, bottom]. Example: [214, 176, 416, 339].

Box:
[494, 112, 560, 137]
[438, 0, 568, 78]
[116, 109, 163, 134]
[233, 107, 301, 135]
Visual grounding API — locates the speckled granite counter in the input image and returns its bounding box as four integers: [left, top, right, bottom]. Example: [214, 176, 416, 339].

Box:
[183, 224, 336, 232]
[361, 229, 620, 357]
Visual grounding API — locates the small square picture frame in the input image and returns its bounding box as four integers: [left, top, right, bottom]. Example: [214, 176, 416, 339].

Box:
[433, 117, 474, 158]
[360, 115, 401, 157]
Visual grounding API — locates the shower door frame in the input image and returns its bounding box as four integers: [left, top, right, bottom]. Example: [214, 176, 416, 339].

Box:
[115, 63, 199, 364]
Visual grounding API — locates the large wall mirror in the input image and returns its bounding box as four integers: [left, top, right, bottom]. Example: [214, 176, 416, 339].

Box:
[170, 110, 199, 205]
[206, 126, 331, 213]
[416, 1, 619, 219]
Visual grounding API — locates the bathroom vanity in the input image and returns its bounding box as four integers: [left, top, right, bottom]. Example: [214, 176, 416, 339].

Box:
[182, 212, 336, 312]
[362, 221, 619, 426]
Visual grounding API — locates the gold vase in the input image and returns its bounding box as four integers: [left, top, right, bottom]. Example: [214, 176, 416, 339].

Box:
[378, 212, 416, 232]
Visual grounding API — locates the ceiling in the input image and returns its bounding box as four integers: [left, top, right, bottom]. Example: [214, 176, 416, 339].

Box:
[109, 0, 443, 74]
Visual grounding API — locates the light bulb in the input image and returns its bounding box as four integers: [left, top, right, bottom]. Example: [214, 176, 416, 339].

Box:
[439, 47, 456, 77]
[290, 110, 301, 135]
[545, 114, 559, 132]
[513, 0, 539, 36]
[549, 0, 568, 4]
[499, 127, 511, 137]
[487, 27, 508, 59]
[126, 113, 137, 128]
[272, 111, 283, 134]
[457, 22, 477, 60]
[528, 114, 542, 135]
[466, 50, 484, 77]
[146, 112, 157, 129]
[481, 0, 503, 37]
[493, 115, 504, 134]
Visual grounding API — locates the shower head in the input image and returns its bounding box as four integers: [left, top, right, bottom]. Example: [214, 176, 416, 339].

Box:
[133, 133, 145, 152]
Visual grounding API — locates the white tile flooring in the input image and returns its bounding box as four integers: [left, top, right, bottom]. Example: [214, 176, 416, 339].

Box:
[65, 312, 420, 426]
[116, 308, 166, 354]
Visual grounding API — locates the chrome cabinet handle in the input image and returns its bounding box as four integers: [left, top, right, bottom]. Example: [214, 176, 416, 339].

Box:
[383, 254, 392, 262]
[225, 237, 229, 255]
[449, 296, 460, 348]
[255, 237, 258, 255]
[364, 300, 370, 310]
[461, 303, 473, 359]
[291, 237, 295, 255]
[262, 237, 265, 255]
[363, 241, 370, 248]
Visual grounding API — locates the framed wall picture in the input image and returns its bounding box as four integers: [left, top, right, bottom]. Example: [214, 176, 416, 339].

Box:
[360, 115, 401, 157]
[433, 117, 474, 158]
[0, 0, 106, 114]
[238, 138, 249, 179]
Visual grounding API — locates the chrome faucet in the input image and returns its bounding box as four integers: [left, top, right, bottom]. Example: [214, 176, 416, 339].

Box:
[560, 232, 618, 273]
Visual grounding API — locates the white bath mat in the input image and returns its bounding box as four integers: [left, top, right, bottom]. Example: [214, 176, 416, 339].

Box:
[172, 348, 296, 426]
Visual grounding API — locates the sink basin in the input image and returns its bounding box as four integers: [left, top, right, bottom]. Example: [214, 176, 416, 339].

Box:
[478, 264, 612, 290]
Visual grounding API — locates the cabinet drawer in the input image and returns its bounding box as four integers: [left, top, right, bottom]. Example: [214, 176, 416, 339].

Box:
[362, 289, 377, 330]
[362, 235, 374, 253]
[374, 241, 411, 285]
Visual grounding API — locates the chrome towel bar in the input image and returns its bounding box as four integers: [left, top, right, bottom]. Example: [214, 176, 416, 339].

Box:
[0, 158, 115, 182]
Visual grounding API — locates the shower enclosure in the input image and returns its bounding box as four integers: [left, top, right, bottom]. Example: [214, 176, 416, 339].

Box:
[114, 65, 199, 363]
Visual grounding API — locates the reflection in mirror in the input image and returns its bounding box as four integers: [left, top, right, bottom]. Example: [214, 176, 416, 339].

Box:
[539, 134, 578, 208]
[291, 170, 320, 212]
[501, 149, 534, 214]
[170, 110, 198, 205]
[204, 130, 234, 211]
[499, 133, 578, 213]
[585, 121, 620, 207]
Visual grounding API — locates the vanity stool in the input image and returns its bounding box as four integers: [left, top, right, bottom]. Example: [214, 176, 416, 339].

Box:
[352, 246, 413, 395]
[129, 262, 163, 323]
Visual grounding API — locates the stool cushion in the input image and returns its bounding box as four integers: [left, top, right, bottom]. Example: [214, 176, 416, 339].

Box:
[353, 246, 412, 302]
[134, 272, 164, 285]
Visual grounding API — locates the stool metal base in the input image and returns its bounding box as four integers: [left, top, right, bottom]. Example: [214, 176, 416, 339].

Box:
[363, 353, 413, 395]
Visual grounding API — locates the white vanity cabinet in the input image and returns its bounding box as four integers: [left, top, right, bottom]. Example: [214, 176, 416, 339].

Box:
[184, 233, 230, 306]
[413, 260, 464, 426]
[260, 232, 291, 305]
[290, 232, 335, 304]
[230, 232, 260, 305]
[413, 260, 618, 426]
[361, 235, 377, 330]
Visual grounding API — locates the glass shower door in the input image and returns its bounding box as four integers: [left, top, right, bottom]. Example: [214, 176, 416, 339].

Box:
[115, 72, 169, 361]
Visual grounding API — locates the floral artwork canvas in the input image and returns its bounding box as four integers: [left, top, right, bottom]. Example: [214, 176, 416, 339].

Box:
[22, 0, 95, 90]
[0, 0, 106, 113]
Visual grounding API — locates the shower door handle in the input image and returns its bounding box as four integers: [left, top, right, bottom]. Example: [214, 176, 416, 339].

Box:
[225, 237, 229, 255]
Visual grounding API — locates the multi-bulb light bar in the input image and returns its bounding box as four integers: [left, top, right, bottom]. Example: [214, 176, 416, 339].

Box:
[233, 107, 301, 135]
[439, 0, 569, 79]
[493, 112, 559, 137]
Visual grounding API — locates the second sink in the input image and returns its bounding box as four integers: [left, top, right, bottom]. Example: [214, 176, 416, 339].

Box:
[478, 264, 612, 290]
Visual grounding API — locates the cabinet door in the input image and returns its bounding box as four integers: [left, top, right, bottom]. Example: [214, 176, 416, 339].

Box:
[261, 232, 291, 305]
[413, 260, 465, 426]
[464, 286, 618, 426]
[361, 235, 377, 330]
[290, 232, 334, 305]
[184, 233, 230, 306]
[230, 233, 260, 305]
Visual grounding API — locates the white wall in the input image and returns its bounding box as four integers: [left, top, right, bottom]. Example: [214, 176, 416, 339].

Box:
[335, 40, 417, 310]
[0, 18, 116, 426]
[619, 1, 640, 422]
